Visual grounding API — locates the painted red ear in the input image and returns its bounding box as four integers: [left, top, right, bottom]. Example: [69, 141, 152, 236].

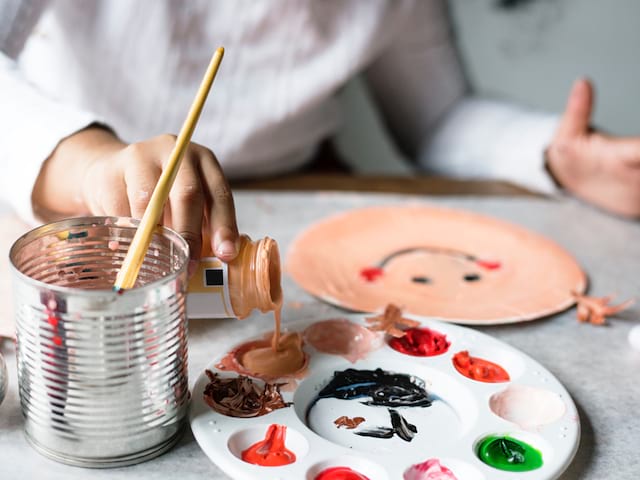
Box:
[360, 267, 383, 282]
[476, 260, 501, 271]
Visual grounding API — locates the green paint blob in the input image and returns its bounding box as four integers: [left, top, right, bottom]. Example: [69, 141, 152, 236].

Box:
[477, 435, 543, 472]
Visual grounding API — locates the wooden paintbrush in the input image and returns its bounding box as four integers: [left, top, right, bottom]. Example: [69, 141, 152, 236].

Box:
[114, 47, 225, 291]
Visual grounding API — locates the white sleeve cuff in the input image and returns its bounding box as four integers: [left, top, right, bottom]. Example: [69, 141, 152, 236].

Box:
[418, 98, 560, 194]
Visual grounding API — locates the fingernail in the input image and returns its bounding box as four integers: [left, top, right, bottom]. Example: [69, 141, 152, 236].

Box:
[216, 240, 237, 258]
[188, 259, 199, 277]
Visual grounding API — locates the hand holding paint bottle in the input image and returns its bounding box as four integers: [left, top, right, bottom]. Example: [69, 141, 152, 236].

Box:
[187, 234, 283, 320]
[32, 126, 240, 268]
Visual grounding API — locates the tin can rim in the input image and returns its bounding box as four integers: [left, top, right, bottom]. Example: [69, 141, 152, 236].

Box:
[8, 216, 190, 296]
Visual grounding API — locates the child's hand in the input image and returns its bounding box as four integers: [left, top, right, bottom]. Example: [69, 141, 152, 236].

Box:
[546, 79, 640, 218]
[32, 126, 239, 265]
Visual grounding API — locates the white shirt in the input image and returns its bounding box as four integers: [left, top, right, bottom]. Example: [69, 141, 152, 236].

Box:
[0, 0, 558, 222]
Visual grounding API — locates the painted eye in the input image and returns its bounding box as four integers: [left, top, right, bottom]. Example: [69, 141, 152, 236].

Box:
[411, 276, 431, 284]
[463, 273, 481, 282]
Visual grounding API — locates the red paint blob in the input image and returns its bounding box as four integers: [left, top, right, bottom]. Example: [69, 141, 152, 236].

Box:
[360, 267, 383, 282]
[47, 313, 59, 328]
[388, 327, 450, 357]
[476, 259, 501, 270]
[452, 350, 510, 383]
[241, 424, 296, 467]
[315, 466, 370, 480]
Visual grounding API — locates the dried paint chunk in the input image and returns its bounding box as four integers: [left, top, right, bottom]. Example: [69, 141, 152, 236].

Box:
[203, 371, 291, 418]
[452, 351, 510, 383]
[241, 424, 296, 467]
[365, 304, 420, 338]
[477, 435, 543, 472]
[572, 292, 634, 325]
[304, 318, 382, 363]
[334, 415, 366, 429]
[403, 458, 458, 480]
[315, 466, 370, 480]
[389, 327, 450, 357]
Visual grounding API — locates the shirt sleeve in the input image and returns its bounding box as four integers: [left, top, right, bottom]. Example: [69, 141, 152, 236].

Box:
[364, 0, 559, 194]
[0, 0, 103, 223]
[420, 99, 559, 194]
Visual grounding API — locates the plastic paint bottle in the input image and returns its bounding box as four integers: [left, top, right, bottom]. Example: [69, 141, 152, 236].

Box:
[187, 235, 282, 319]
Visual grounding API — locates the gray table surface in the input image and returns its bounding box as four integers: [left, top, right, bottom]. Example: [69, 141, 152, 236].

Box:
[1, 191, 639, 479]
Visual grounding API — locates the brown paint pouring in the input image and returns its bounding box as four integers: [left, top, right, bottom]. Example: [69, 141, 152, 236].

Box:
[216, 330, 308, 382]
[215, 236, 308, 381]
[287, 206, 586, 324]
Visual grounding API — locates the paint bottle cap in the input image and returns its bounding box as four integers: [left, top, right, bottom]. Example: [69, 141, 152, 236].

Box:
[227, 235, 282, 319]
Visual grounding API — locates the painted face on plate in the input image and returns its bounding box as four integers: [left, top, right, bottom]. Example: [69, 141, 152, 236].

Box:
[361, 247, 501, 301]
[287, 205, 587, 323]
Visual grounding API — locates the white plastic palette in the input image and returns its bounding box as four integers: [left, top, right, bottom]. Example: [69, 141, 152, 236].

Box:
[190, 314, 580, 480]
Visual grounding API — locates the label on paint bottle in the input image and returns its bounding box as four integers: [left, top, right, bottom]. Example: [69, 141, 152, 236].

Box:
[186, 257, 235, 318]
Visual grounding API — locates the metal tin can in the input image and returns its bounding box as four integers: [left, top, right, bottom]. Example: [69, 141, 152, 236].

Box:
[9, 217, 190, 467]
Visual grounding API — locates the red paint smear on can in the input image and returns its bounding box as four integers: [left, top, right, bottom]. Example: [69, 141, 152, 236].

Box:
[241, 424, 296, 467]
[360, 267, 383, 282]
[452, 350, 510, 383]
[476, 259, 501, 270]
[315, 466, 371, 480]
[388, 327, 450, 357]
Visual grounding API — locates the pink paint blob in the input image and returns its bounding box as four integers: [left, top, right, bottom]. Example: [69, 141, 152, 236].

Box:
[489, 385, 566, 429]
[388, 327, 450, 357]
[108, 240, 120, 251]
[476, 259, 501, 270]
[315, 466, 370, 480]
[304, 318, 382, 363]
[403, 458, 458, 480]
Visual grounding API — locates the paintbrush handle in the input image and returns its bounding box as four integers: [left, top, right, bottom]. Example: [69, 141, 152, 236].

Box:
[114, 47, 225, 290]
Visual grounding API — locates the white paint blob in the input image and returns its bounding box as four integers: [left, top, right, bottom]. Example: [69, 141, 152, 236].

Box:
[489, 385, 565, 429]
[628, 325, 640, 351]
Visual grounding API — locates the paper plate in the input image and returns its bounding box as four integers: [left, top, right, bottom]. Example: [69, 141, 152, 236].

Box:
[286, 205, 587, 324]
[190, 314, 580, 480]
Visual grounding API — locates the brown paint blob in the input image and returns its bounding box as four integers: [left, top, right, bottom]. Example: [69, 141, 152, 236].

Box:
[334, 415, 366, 429]
[241, 424, 296, 467]
[202, 371, 291, 418]
[304, 318, 382, 363]
[217, 331, 308, 381]
[452, 351, 510, 383]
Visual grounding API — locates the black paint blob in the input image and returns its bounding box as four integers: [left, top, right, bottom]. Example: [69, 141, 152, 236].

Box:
[356, 408, 417, 442]
[411, 276, 431, 284]
[315, 368, 432, 408]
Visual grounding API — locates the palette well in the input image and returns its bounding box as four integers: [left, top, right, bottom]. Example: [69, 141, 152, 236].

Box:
[190, 314, 580, 480]
[286, 205, 587, 324]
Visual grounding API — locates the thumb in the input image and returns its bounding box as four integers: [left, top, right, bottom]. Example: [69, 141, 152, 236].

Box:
[556, 78, 594, 138]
